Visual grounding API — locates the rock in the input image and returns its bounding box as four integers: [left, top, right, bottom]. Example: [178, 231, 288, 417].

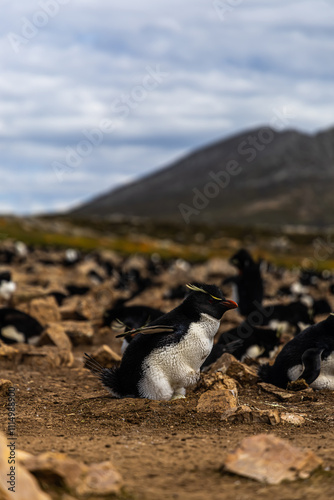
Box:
[76, 461, 123, 497]
[0, 379, 13, 396]
[249, 409, 280, 425]
[23, 345, 73, 368]
[287, 379, 309, 391]
[197, 389, 238, 413]
[0, 342, 18, 365]
[59, 295, 84, 320]
[85, 344, 121, 368]
[258, 382, 295, 400]
[0, 344, 73, 369]
[13, 285, 49, 304]
[258, 382, 316, 402]
[209, 353, 258, 385]
[37, 323, 72, 351]
[195, 372, 238, 393]
[60, 321, 94, 346]
[20, 451, 123, 498]
[21, 296, 60, 326]
[280, 413, 305, 425]
[221, 406, 280, 425]
[92, 326, 123, 356]
[0, 432, 51, 500]
[60, 284, 114, 321]
[223, 434, 323, 484]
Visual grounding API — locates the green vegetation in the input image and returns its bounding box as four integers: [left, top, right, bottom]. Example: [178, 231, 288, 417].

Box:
[1, 215, 334, 269]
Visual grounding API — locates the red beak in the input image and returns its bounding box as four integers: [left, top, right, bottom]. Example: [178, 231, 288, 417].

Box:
[222, 299, 238, 310]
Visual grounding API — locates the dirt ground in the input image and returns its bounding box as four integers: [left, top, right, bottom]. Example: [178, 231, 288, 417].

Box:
[1, 242, 334, 499]
[1, 357, 334, 500]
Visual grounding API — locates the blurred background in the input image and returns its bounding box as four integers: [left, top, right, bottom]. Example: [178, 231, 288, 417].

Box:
[1, 0, 334, 264]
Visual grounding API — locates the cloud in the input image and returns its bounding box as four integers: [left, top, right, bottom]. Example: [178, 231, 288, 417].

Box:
[0, 0, 333, 214]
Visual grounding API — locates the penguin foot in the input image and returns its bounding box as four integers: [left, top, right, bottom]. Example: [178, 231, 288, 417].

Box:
[171, 394, 186, 400]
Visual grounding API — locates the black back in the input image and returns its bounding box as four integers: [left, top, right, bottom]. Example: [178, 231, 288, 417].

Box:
[224, 249, 263, 317]
[218, 323, 279, 360]
[0, 308, 44, 344]
[258, 313, 334, 388]
[263, 301, 313, 328]
[0, 271, 11, 282]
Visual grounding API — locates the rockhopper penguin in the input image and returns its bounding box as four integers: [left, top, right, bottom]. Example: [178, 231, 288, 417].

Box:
[84, 283, 237, 400]
[258, 313, 334, 389]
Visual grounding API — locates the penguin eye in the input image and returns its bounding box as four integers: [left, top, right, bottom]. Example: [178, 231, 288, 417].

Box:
[208, 298, 214, 304]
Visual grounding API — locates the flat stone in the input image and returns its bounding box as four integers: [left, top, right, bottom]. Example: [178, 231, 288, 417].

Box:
[221, 406, 280, 425]
[258, 382, 316, 402]
[280, 413, 305, 425]
[223, 433, 323, 484]
[20, 451, 123, 498]
[197, 389, 238, 413]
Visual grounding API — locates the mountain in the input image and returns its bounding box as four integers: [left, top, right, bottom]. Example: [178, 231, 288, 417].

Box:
[69, 125, 334, 226]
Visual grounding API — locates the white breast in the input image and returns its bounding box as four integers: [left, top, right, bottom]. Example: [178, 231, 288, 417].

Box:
[1, 325, 25, 343]
[0, 281, 16, 300]
[309, 352, 334, 390]
[139, 313, 220, 399]
[287, 352, 334, 390]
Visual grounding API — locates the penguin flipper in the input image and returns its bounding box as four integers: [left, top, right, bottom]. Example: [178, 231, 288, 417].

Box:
[297, 347, 324, 386]
[116, 324, 175, 338]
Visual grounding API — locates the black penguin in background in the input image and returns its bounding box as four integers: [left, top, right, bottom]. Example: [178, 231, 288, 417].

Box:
[0, 308, 44, 344]
[85, 283, 238, 400]
[216, 323, 280, 361]
[223, 249, 263, 317]
[258, 313, 334, 389]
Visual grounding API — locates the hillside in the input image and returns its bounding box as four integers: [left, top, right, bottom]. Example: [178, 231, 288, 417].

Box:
[70, 125, 334, 226]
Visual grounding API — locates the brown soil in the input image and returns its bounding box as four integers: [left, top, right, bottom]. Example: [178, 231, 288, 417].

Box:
[1, 360, 334, 500]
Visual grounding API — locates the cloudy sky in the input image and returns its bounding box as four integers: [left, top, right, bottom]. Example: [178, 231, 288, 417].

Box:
[1, 0, 333, 215]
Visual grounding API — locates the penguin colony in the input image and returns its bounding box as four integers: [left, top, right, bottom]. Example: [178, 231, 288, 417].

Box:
[1, 243, 334, 399]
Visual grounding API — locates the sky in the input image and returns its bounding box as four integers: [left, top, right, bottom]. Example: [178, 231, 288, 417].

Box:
[1, 0, 333, 215]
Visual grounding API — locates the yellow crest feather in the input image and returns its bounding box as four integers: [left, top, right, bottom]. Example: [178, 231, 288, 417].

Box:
[186, 283, 222, 301]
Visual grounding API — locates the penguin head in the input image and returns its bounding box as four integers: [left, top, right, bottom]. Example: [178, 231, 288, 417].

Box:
[185, 283, 238, 319]
[229, 249, 254, 271]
